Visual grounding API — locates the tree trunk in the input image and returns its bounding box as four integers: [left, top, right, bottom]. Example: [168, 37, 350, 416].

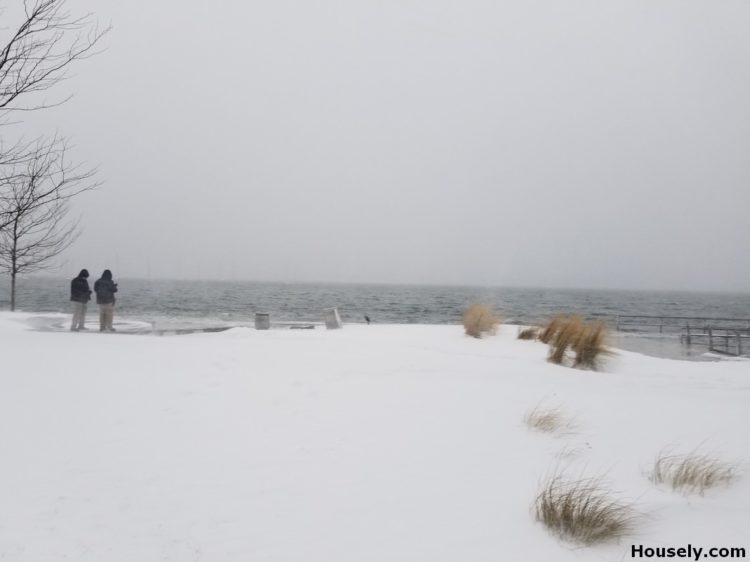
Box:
[10, 272, 15, 312]
[10, 237, 17, 312]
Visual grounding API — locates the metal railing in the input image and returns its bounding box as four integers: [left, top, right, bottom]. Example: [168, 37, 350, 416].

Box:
[615, 315, 750, 333]
[680, 326, 749, 357]
[615, 315, 750, 357]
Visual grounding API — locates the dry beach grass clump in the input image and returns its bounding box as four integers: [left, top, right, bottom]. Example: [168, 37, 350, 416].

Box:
[571, 320, 611, 369]
[463, 304, 500, 338]
[539, 313, 569, 344]
[542, 314, 613, 370]
[534, 474, 637, 545]
[548, 315, 584, 365]
[524, 405, 574, 435]
[517, 326, 539, 340]
[650, 450, 739, 495]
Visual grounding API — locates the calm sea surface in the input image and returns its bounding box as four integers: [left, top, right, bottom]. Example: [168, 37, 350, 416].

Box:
[3, 277, 750, 360]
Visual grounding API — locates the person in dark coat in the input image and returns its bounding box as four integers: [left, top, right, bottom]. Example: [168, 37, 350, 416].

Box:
[70, 269, 92, 331]
[94, 269, 118, 332]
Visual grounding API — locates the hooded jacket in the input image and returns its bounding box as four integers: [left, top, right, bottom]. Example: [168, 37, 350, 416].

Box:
[70, 269, 92, 303]
[94, 270, 118, 305]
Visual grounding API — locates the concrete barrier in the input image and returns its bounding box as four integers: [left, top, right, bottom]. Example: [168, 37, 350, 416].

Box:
[323, 307, 342, 329]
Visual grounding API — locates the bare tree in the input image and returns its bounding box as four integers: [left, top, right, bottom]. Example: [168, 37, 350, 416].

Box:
[0, 135, 97, 310]
[0, 1, 108, 309]
[0, 0, 110, 115]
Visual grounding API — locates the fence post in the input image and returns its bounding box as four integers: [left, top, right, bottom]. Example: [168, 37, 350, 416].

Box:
[736, 331, 742, 357]
[708, 326, 713, 351]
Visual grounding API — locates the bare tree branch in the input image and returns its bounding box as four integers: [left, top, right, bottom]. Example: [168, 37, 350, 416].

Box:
[0, 0, 110, 114]
[0, 134, 100, 228]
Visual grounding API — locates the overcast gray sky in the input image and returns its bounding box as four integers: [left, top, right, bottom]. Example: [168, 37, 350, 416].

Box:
[10, 0, 750, 290]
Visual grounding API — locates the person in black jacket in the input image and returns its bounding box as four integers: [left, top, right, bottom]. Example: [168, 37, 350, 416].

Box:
[70, 269, 92, 331]
[94, 269, 118, 332]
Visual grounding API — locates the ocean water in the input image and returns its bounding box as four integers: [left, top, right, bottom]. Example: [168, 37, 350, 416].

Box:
[3, 277, 750, 360]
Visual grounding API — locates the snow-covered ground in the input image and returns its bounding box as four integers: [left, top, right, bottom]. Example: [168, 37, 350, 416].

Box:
[0, 312, 747, 561]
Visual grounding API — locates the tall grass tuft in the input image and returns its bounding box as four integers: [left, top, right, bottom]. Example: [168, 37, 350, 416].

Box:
[572, 321, 612, 370]
[539, 314, 569, 344]
[534, 474, 637, 545]
[541, 314, 612, 370]
[463, 304, 500, 338]
[548, 315, 583, 365]
[650, 450, 739, 495]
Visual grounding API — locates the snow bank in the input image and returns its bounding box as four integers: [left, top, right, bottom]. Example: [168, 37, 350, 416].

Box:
[0, 312, 747, 561]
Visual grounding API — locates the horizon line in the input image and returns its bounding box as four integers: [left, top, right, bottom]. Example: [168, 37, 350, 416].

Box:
[13, 273, 750, 296]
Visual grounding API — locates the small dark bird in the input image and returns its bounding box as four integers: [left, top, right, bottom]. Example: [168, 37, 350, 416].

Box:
[364, 315, 371, 325]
